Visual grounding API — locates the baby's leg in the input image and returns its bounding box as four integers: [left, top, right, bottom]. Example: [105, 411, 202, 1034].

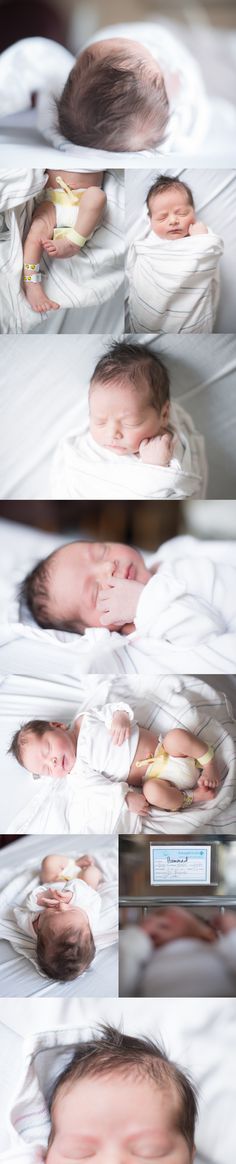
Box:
[41, 854, 68, 882]
[81, 864, 102, 889]
[143, 777, 184, 812]
[43, 186, 107, 259]
[128, 728, 159, 786]
[143, 778, 216, 811]
[163, 729, 219, 789]
[23, 202, 60, 313]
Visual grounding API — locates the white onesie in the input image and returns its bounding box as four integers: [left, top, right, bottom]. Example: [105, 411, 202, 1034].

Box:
[13, 877, 101, 941]
[72, 701, 139, 783]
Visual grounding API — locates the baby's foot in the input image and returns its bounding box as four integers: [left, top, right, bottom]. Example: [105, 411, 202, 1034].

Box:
[192, 786, 215, 803]
[197, 774, 219, 790]
[43, 237, 80, 259]
[24, 281, 59, 313]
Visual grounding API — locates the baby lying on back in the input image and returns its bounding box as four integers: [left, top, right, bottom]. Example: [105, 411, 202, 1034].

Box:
[23, 168, 105, 315]
[128, 174, 223, 333]
[13, 851, 102, 980]
[51, 341, 206, 500]
[9, 705, 220, 824]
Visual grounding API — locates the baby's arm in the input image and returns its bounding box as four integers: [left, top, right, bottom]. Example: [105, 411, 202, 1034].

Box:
[162, 728, 219, 788]
[126, 789, 150, 816]
[139, 431, 175, 466]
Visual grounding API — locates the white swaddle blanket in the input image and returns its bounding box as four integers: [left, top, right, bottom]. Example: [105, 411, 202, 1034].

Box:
[51, 400, 207, 501]
[128, 226, 223, 334]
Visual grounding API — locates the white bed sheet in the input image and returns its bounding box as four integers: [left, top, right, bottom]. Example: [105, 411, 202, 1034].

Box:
[0, 834, 118, 998]
[0, 334, 236, 499]
[1, 672, 236, 837]
[0, 998, 235, 1164]
[125, 168, 236, 334]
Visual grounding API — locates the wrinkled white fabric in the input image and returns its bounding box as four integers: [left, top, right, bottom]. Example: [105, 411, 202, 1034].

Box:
[128, 226, 223, 333]
[51, 400, 207, 501]
[73, 701, 138, 783]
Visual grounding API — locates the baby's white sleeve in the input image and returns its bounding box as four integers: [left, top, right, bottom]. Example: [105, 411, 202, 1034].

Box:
[102, 702, 135, 730]
[13, 906, 37, 939]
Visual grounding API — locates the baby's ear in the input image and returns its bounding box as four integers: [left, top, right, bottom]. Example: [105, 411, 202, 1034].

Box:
[161, 400, 170, 421]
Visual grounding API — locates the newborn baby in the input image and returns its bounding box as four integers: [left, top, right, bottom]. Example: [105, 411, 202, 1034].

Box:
[13, 852, 102, 980]
[44, 1023, 197, 1163]
[51, 341, 206, 501]
[23, 168, 105, 313]
[128, 174, 223, 333]
[9, 704, 220, 817]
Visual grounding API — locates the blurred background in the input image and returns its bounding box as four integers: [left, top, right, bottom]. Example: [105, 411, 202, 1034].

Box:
[0, 500, 236, 548]
[1, 1, 236, 104]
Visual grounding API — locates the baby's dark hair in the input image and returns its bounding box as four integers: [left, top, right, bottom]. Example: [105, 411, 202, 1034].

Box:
[19, 553, 80, 633]
[37, 925, 95, 982]
[49, 1024, 197, 1150]
[147, 174, 194, 213]
[56, 47, 169, 150]
[8, 719, 55, 768]
[90, 341, 170, 414]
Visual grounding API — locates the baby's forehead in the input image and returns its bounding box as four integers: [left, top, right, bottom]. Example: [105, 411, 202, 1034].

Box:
[90, 374, 151, 401]
[150, 184, 190, 205]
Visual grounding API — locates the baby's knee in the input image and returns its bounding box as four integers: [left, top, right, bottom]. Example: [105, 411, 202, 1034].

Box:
[83, 186, 106, 214]
[41, 855, 55, 881]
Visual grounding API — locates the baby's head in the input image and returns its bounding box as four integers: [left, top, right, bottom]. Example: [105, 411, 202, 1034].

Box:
[19, 539, 150, 633]
[56, 38, 169, 151]
[89, 341, 170, 455]
[8, 719, 76, 778]
[46, 1024, 196, 1162]
[147, 175, 195, 239]
[36, 908, 95, 982]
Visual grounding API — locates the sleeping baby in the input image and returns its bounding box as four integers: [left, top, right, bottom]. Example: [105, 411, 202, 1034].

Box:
[23, 168, 106, 313]
[9, 704, 220, 817]
[128, 175, 223, 333]
[51, 341, 206, 501]
[42, 1023, 197, 1163]
[19, 534, 236, 673]
[13, 852, 102, 980]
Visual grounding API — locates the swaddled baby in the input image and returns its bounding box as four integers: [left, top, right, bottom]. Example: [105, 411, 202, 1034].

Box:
[128, 175, 223, 333]
[51, 341, 206, 500]
[13, 852, 102, 980]
[9, 703, 220, 819]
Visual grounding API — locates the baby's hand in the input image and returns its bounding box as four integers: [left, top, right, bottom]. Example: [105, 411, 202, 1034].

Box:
[37, 888, 73, 909]
[111, 711, 131, 746]
[189, 221, 208, 236]
[126, 790, 149, 816]
[139, 432, 175, 466]
[97, 577, 144, 628]
[77, 854, 94, 868]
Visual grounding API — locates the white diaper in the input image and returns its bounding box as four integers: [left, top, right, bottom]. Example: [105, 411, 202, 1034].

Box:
[61, 858, 81, 880]
[44, 185, 86, 229]
[159, 754, 199, 791]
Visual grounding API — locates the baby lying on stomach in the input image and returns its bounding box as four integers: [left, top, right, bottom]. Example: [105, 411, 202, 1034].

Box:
[128, 174, 223, 333]
[13, 852, 102, 981]
[51, 340, 206, 500]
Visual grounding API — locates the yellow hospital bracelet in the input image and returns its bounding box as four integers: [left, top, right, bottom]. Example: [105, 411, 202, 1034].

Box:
[195, 746, 215, 768]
